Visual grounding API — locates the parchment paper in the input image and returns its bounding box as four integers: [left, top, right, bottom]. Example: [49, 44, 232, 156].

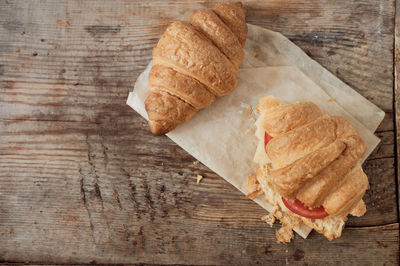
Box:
[126, 24, 384, 239]
[243, 24, 385, 132]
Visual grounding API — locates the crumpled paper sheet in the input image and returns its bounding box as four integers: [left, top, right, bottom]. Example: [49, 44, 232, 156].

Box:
[243, 24, 384, 132]
[127, 24, 384, 239]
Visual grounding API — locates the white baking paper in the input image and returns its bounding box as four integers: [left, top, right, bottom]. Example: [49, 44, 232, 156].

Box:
[243, 24, 385, 132]
[127, 24, 384, 239]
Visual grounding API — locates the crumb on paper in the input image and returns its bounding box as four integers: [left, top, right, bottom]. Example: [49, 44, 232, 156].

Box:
[247, 87, 251, 92]
[328, 98, 335, 103]
[196, 174, 203, 184]
[246, 174, 258, 192]
[240, 102, 250, 109]
[251, 106, 258, 116]
[246, 174, 263, 199]
[240, 102, 258, 118]
[56, 20, 70, 26]
[247, 106, 253, 115]
[247, 189, 263, 199]
[261, 213, 276, 227]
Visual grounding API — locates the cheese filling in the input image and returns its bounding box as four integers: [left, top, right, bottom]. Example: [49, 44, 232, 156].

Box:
[253, 113, 346, 242]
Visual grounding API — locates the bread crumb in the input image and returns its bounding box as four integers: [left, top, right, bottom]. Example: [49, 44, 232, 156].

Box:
[328, 98, 335, 102]
[246, 174, 264, 199]
[247, 106, 253, 115]
[247, 190, 263, 199]
[261, 213, 276, 227]
[240, 102, 250, 109]
[56, 20, 70, 26]
[276, 225, 294, 243]
[246, 175, 258, 192]
[350, 200, 366, 217]
[196, 175, 203, 184]
[193, 160, 199, 165]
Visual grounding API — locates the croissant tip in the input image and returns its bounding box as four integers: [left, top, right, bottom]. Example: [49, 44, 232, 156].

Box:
[148, 120, 175, 135]
[234, 1, 244, 8]
[150, 129, 165, 136]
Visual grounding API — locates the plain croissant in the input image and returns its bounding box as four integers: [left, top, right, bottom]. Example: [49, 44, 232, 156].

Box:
[251, 96, 369, 242]
[145, 2, 247, 135]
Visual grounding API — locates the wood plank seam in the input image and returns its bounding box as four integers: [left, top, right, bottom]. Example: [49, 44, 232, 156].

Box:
[346, 222, 399, 229]
[395, 0, 400, 257]
[365, 156, 396, 161]
[395, 0, 400, 226]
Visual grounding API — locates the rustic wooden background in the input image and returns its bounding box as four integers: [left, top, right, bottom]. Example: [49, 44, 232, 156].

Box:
[0, 0, 399, 264]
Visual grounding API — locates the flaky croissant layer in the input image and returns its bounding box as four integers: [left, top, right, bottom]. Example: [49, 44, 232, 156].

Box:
[257, 96, 369, 218]
[251, 96, 370, 242]
[145, 2, 247, 135]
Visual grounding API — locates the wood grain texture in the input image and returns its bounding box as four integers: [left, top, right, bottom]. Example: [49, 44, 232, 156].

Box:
[395, 0, 400, 223]
[0, 0, 398, 264]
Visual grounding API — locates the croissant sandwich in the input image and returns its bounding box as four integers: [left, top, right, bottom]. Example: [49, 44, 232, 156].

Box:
[247, 96, 369, 242]
[145, 2, 247, 135]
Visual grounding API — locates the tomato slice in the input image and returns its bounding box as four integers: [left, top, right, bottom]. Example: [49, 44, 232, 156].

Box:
[281, 197, 329, 219]
[264, 132, 273, 153]
[266, 132, 328, 219]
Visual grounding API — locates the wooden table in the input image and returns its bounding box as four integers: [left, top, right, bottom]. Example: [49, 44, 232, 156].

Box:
[0, 0, 399, 264]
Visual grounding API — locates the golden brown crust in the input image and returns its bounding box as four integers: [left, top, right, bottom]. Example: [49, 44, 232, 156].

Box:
[256, 95, 284, 114]
[149, 64, 216, 109]
[296, 136, 366, 208]
[255, 96, 370, 240]
[257, 163, 347, 242]
[350, 200, 367, 217]
[266, 116, 337, 169]
[331, 116, 359, 138]
[145, 90, 196, 135]
[145, 3, 246, 135]
[212, 2, 248, 47]
[269, 140, 346, 199]
[323, 163, 369, 216]
[153, 21, 238, 97]
[189, 9, 244, 68]
[262, 102, 325, 137]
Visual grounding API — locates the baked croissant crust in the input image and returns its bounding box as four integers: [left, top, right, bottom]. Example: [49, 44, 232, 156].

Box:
[145, 2, 247, 135]
[252, 96, 370, 242]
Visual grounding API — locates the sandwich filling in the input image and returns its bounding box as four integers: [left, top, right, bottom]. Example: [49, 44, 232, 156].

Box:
[249, 96, 369, 242]
[264, 131, 329, 220]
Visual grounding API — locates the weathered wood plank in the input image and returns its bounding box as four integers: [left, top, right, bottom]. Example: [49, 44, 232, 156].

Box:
[377, 111, 394, 132]
[0, 0, 398, 264]
[395, 0, 400, 223]
[0, 118, 398, 264]
[1, 125, 394, 261]
[0, 1, 394, 118]
[246, 0, 394, 112]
